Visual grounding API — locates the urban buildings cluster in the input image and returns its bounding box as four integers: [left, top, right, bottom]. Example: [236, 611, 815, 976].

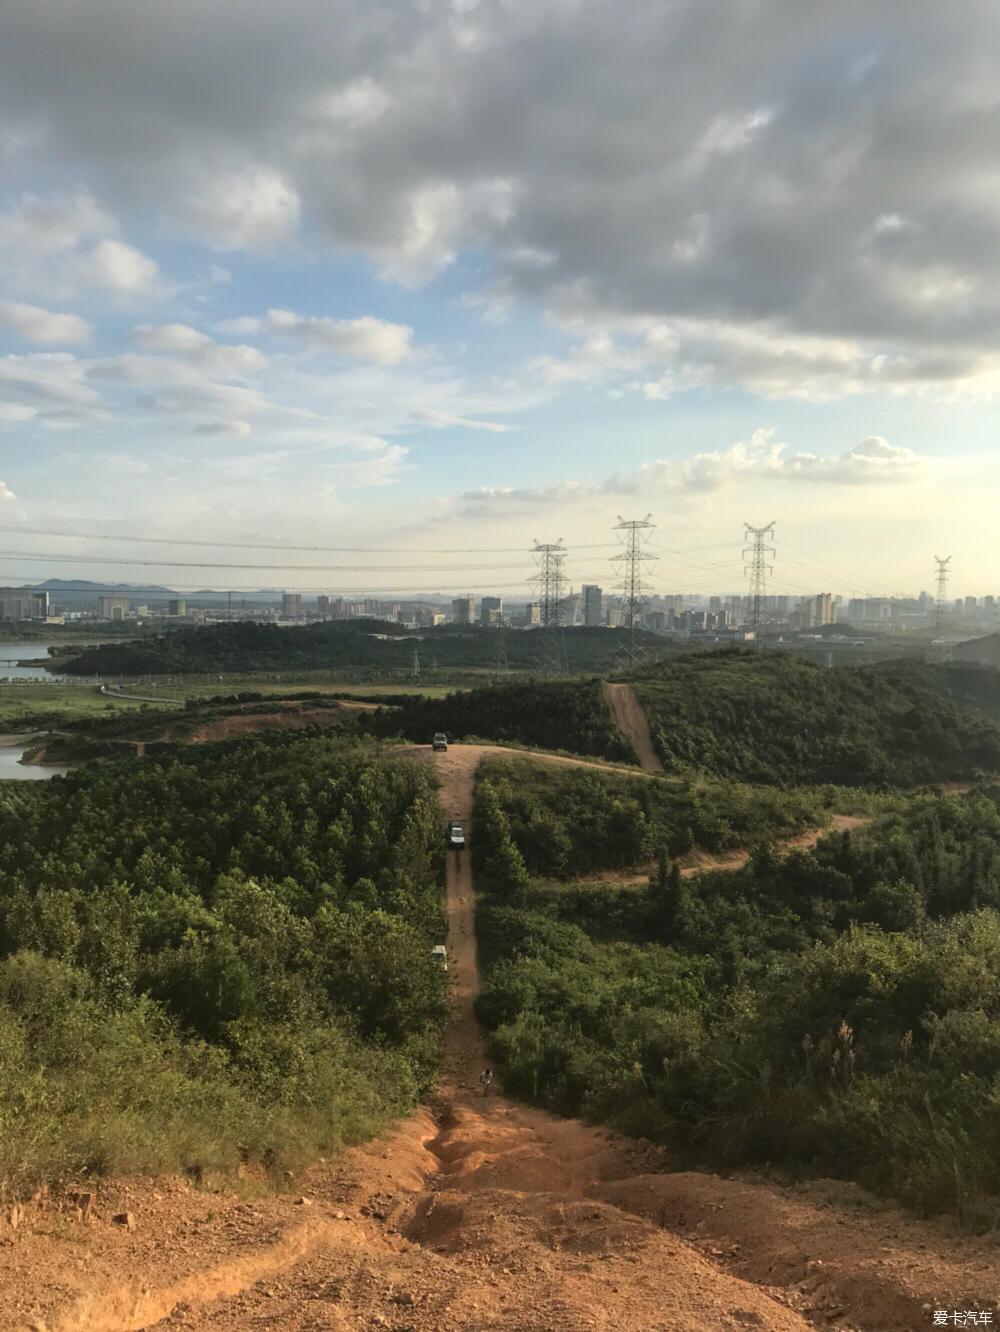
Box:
[0, 582, 997, 641]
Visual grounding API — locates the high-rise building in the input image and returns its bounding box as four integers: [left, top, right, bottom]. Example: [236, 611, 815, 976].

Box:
[480, 596, 502, 626]
[282, 593, 302, 618]
[0, 588, 48, 620]
[168, 598, 186, 617]
[452, 595, 475, 625]
[99, 594, 130, 621]
[317, 595, 331, 617]
[524, 602, 541, 626]
[965, 596, 979, 613]
[801, 593, 834, 628]
[582, 584, 603, 627]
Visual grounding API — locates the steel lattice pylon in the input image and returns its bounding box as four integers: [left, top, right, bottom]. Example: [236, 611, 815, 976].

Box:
[493, 611, 511, 683]
[743, 521, 776, 649]
[531, 540, 568, 677]
[934, 555, 952, 661]
[611, 515, 657, 672]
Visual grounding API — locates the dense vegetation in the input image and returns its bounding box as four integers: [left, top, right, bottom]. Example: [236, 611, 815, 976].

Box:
[632, 650, 1000, 785]
[473, 756, 839, 878]
[56, 619, 665, 678]
[0, 734, 449, 1192]
[372, 678, 637, 763]
[474, 778, 1000, 1223]
[872, 658, 1000, 723]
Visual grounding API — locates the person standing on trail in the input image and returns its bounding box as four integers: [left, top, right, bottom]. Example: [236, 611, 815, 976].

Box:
[479, 1068, 494, 1097]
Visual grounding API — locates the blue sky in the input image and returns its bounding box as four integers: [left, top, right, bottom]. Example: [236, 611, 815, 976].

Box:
[0, 0, 998, 600]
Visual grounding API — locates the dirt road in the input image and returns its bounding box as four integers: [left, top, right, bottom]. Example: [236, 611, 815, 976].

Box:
[603, 683, 664, 773]
[3, 745, 997, 1332]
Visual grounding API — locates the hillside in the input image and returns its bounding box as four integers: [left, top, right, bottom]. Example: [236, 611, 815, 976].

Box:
[0, 734, 449, 1192]
[631, 649, 1000, 785]
[371, 650, 1000, 784]
[372, 676, 638, 763]
[55, 619, 667, 677]
[473, 753, 1000, 1224]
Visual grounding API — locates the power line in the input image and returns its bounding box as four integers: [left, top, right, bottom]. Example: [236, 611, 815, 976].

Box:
[0, 526, 620, 556]
[0, 551, 535, 574]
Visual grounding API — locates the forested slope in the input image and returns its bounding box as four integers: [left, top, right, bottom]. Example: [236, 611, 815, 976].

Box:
[372, 677, 638, 763]
[474, 776, 1000, 1223]
[371, 651, 1000, 783]
[56, 619, 663, 677]
[0, 734, 449, 1193]
[631, 650, 1000, 785]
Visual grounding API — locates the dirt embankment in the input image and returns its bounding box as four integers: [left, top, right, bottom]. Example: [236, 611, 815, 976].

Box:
[186, 705, 368, 744]
[604, 682, 664, 773]
[2, 744, 996, 1332]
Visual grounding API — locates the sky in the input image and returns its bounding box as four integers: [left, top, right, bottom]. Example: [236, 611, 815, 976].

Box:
[0, 0, 998, 601]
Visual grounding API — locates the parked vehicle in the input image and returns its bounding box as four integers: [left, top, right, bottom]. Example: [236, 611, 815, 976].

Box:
[446, 819, 465, 849]
[432, 732, 448, 751]
[431, 944, 448, 971]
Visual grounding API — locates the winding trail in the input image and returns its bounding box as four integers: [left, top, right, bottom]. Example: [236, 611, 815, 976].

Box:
[2, 744, 997, 1332]
[604, 682, 664, 773]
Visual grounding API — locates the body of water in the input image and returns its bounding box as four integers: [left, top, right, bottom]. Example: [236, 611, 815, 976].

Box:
[0, 642, 71, 681]
[0, 740, 70, 780]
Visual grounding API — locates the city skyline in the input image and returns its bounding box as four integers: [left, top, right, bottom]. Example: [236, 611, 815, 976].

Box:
[2, 3, 1000, 588]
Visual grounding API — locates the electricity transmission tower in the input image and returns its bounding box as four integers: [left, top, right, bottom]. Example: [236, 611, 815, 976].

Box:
[531, 540, 568, 677]
[743, 522, 776, 648]
[934, 555, 952, 661]
[493, 613, 510, 683]
[611, 515, 657, 672]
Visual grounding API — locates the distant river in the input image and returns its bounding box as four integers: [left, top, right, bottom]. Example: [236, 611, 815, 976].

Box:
[0, 739, 70, 780]
[0, 642, 72, 681]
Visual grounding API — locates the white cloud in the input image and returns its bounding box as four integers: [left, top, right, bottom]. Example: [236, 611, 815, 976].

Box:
[194, 420, 252, 437]
[411, 408, 511, 433]
[3, 2, 1000, 394]
[0, 352, 106, 426]
[178, 167, 301, 250]
[0, 300, 91, 344]
[221, 310, 415, 364]
[132, 323, 212, 353]
[606, 430, 922, 493]
[129, 323, 267, 374]
[80, 239, 161, 294]
[0, 194, 163, 301]
[0, 481, 15, 500]
[457, 430, 921, 514]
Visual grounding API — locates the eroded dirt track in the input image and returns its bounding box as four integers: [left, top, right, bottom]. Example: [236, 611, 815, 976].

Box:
[3, 745, 997, 1332]
[603, 683, 664, 773]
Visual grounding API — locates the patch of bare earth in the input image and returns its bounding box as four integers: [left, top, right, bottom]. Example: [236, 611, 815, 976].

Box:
[186, 704, 371, 744]
[2, 745, 995, 1332]
[603, 683, 664, 773]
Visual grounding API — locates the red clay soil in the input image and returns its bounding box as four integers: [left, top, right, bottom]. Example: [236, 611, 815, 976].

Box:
[2, 745, 996, 1332]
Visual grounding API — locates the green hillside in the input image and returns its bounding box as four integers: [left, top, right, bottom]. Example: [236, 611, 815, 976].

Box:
[0, 734, 449, 1193]
[474, 777, 1000, 1223]
[55, 618, 666, 678]
[372, 677, 638, 763]
[372, 651, 1000, 785]
[631, 650, 1000, 785]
